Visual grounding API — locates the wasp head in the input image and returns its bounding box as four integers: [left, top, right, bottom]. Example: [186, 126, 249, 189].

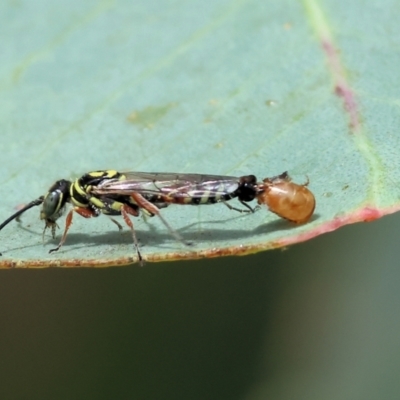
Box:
[40, 179, 71, 224]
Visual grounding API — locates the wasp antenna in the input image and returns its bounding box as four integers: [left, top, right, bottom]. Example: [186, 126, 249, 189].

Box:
[0, 196, 44, 232]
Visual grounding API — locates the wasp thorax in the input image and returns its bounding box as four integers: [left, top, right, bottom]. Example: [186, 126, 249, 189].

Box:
[258, 175, 315, 223]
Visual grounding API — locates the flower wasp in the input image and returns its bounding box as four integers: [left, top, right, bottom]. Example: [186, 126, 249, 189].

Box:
[0, 170, 315, 263]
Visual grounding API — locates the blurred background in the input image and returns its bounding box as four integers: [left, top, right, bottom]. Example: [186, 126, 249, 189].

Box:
[0, 212, 399, 400]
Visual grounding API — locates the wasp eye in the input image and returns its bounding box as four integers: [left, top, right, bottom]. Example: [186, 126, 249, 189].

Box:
[41, 190, 63, 220]
[40, 179, 70, 221]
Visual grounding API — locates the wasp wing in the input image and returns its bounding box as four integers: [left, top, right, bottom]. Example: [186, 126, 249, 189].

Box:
[92, 172, 240, 199]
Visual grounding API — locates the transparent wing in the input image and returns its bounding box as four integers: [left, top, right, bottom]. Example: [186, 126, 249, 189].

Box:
[92, 172, 240, 199]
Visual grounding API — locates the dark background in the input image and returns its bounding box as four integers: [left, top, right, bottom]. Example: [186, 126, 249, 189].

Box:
[1, 213, 399, 400]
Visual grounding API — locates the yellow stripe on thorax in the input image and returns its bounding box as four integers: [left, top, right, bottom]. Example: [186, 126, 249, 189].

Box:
[87, 170, 119, 179]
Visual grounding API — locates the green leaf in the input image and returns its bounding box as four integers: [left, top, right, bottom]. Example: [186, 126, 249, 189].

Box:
[0, 0, 398, 267]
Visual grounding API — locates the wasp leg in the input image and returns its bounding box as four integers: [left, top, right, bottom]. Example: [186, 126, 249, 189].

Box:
[120, 204, 143, 265]
[49, 207, 98, 254]
[108, 216, 124, 232]
[222, 200, 257, 213]
[130, 192, 191, 247]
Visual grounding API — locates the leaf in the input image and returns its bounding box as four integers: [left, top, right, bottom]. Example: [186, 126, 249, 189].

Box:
[0, 0, 398, 268]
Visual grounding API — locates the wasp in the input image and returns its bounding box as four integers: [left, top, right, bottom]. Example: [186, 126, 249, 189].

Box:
[0, 170, 315, 263]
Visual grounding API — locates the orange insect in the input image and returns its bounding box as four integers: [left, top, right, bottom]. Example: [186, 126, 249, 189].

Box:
[256, 172, 316, 223]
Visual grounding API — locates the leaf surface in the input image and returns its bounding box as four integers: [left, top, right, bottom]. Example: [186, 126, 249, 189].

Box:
[0, 0, 399, 267]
